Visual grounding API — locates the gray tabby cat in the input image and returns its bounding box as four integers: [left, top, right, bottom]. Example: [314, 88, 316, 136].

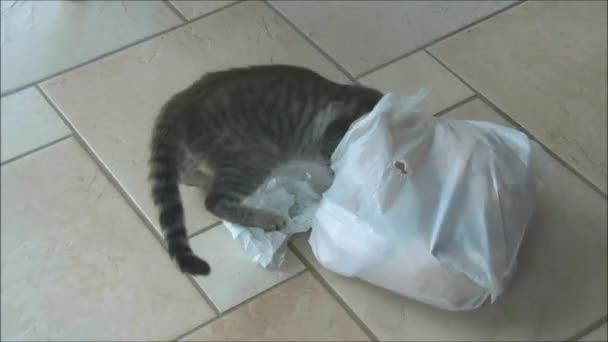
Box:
[149, 65, 382, 275]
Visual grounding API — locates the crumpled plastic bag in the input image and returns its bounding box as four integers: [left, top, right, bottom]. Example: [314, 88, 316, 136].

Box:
[223, 160, 332, 268]
[309, 90, 537, 311]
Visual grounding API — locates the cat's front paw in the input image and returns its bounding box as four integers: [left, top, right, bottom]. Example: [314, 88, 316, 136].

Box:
[256, 212, 287, 232]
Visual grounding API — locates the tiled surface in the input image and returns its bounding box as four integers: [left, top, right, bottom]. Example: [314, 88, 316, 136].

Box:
[189, 225, 305, 312]
[0, 139, 215, 341]
[0, 87, 70, 162]
[580, 323, 608, 342]
[358, 51, 473, 115]
[271, 0, 514, 76]
[2, 0, 607, 340]
[41, 1, 349, 238]
[170, 0, 236, 20]
[182, 272, 370, 341]
[292, 99, 607, 340]
[429, 1, 608, 194]
[0, 0, 181, 94]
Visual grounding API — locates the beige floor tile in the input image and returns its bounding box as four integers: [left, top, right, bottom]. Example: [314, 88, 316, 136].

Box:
[181, 272, 369, 341]
[1, 138, 215, 341]
[189, 225, 305, 312]
[580, 323, 608, 342]
[271, 0, 514, 76]
[0, 0, 181, 94]
[359, 51, 473, 115]
[170, 0, 235, 20]
[429, 1, 608, 193]
[292, 100, 607, 340]
[0, 87, 70, 163]
[41, 1, 349, 237]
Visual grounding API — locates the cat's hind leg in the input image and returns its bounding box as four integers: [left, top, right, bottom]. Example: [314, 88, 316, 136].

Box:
[179, 152, 214, 192]
[204, 171, 285, 231]
[206, 193, 286, 231]
[208, 198, 286, 231]
[180, 169, 211, 191]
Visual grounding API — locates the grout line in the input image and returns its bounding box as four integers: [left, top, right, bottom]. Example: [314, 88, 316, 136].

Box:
[433, 94, 477, 117]
[424, 50, 475, 93]
[184, 274, 221, 316]
[188, 220, 222, 238]
[0, 0, 244, 98]
[425, 50, 608, 200]
[163, 0, 188, 22]
[287, 241, 380, 342]
[354, 0, 526, 80]
[172, 318, 214, 341]
[263, 1, 361, 85]
[34, 85, 221, 314]
[0, 134, 72, 167]
[35, 85, 161, 239]
[566, 315, 607, 341]
[172, 268, 309, 341]
[184, 0, 242, 23]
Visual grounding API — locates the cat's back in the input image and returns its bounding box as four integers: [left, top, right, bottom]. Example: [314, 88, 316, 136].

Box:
[202, 65, 342, 108]
[174, 65, 344, 142]
[186, 65, 335, 98]
[158, 65, 382, 158]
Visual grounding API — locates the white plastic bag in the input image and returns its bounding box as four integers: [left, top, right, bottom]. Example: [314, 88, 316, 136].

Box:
[309, 91, 537, 311]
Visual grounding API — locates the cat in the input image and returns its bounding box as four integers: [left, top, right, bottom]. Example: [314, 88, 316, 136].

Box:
[149, 65, 383, 275]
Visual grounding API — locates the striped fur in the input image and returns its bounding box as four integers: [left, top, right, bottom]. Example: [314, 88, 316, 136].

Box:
[149, 65, 382, 275]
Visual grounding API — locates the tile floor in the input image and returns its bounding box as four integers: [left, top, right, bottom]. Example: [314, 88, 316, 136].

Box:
[1, 1, 606, 341]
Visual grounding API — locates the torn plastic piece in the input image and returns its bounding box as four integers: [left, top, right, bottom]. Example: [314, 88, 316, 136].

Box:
[223, 160, 332, 268]
[393, 159, 410, 175]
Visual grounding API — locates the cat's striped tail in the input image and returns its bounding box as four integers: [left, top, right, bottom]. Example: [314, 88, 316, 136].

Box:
[149, 116, 210, 276]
